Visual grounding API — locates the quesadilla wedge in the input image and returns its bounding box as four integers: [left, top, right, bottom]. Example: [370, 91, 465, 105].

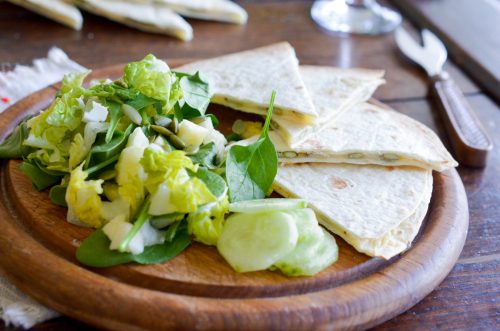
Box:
[175, 42, 318, 124]
[8, 0, 83, 30]
[273, 163, 433, 259]
[74, 0, 193, 41]
[272, 66, 385, 146]
[156, 0, 247, 24]
[271, 102, 458, 171]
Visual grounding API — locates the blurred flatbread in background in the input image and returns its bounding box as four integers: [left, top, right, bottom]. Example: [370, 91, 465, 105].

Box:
[8, 0, 83, 30]
[153, 0, 247, 24]
[74, 0, 193, 41]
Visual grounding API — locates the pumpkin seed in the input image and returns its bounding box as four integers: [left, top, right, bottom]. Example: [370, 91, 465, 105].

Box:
[282, 151, 298, 158]
[168, 117, 179, 133]
[151, 125, 174, 137]
[185, 145, 200, 154]
[348, 153, 364, 159]
[381, 153, 399, 162]
[232, 120, 246, 135]
[168, 135, 186, 150]
[154, 115, 172, 127]
[122, 104, 142, 125]
[113, 78, 128, 88]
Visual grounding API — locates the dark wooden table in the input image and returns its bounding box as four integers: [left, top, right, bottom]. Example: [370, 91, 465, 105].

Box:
[0, 0, 498, 330]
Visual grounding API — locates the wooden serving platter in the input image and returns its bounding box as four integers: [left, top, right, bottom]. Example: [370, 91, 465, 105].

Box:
[0, 63, 469, 330]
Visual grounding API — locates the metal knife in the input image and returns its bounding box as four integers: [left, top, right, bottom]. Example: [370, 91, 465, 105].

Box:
[395, 27, 492, 168]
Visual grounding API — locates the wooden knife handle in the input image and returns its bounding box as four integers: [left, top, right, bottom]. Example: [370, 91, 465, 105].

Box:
[432, 72, 493, 168]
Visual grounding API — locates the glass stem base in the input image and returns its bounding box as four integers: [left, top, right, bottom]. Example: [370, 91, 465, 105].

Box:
[311, 0, 402, 35]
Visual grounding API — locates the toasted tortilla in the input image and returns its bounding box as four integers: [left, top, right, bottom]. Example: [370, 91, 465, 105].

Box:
[175, 42, 318, 124]
[271, 101, 457, 171]
[9, 0, 83, 30]
[340, 177, 432, 259]
[155, 0, 247, 24]
[75, 0, 193, 41]
[272, 66, 385, 146]
[273, 163, 433, 259]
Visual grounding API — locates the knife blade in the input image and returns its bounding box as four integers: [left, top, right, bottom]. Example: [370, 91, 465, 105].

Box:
[395, 27, 492, 168]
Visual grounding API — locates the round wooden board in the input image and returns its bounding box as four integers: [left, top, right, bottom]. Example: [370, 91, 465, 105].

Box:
[0, 62, 469, 331]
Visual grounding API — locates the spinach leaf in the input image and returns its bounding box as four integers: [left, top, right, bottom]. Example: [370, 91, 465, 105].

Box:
[119, 197, 151, 252]
[0, 121, 31, 159]
[19, 161, 62, 191]
[176, 71, 211, 118]
[191, 167, 227, 199]
[225, 91, 278, 202]
[49, 185, 67, 207]
[173, 102, 184, 122]
[104, 100, 122, 143]
[188, 142, 218, 169]
[86, 124, 134, 168]
[226, 133, 242, 142]
[125, 92, 158, 111]
[31, 158, 67, 176]
[164, 221, 182, 242]
[75, 222, 190, 268]
[151, 213, 184, 229]
[205, 113, 219, 128]
[86, 153, 120, 177]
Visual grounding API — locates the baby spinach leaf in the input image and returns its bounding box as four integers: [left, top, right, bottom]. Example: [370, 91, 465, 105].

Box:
[75, 223, 190, 268]
[175, 71, 211, 118]
[226, 133, 242, 142]
[205, 113, 219, 128]
[164, 221, 182, 242]
[0, 121, 31, 159]
[188, 142, 217, 169]
[133, 225, 190, 264]
[225, 91, 278, 202]
[191, 167, 227, 199]
[119, 197, 151, 252]
[104, 101, 122, 143]
[85, 154, 120, 177]
[151, 213, 185, 229]
[125, 92, 158, 111]
[86, 124, 134, 168]
[49, 185, 68, 207]
[19, 161, 62, 191]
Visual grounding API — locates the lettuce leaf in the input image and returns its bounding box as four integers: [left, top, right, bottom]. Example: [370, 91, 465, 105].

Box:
[141, 147, 216, 214]
[69, 122, 109, 170]
[65, 163, 105, 228]
[24, 72, 90, 172]
[187, 195, 229, 246]
[124, 54, 182, 114]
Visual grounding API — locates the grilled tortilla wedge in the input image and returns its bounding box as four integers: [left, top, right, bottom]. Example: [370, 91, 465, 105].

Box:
[272, 66, 385, 146]
[273, 163, 433, 259]
[176, 42, 318, 124]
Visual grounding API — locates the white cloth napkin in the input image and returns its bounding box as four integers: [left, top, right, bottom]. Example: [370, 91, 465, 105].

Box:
[0, 47, 86, 113]
[0, 48, 86, 328]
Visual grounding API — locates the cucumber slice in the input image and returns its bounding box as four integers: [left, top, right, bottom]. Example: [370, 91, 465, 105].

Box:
[217, 211, 298, 273]
[229, 198, 307, 214]
[273, 209, 324, 275]
[275, 228, 338, 277]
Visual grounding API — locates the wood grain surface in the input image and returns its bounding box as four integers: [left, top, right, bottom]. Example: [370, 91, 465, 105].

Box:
[0, 0, 498, 330]
[393, 0, 500, 103]
[0, 81, 468, 330]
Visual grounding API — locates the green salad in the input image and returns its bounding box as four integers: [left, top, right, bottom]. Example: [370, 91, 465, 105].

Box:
[0, 55, 337, 276]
